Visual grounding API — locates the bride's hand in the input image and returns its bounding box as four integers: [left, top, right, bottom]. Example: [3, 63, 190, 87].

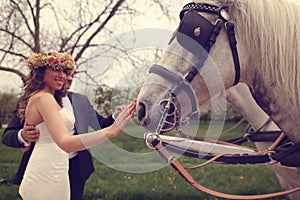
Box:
[108, 99, 136, 138]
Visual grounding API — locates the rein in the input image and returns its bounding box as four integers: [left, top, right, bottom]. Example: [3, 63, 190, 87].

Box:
[150, 139, 300, 200]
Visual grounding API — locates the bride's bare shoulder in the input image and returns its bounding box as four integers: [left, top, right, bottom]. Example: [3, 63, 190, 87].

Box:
[26, 92, 58, 124]
[28, 92, 57, 107]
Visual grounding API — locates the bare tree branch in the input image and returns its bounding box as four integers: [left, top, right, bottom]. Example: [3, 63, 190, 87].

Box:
[0, 0, 175, 89]
[32, 0, 41, 52]
[0, 48, 27, 59]
[0, 66, 26, 81]
[0, 28, 33, 51]
[10, 0, 35, 38]
[74, 0, 126, 62]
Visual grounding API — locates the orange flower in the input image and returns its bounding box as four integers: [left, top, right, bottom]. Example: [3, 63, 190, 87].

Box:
[51, 52, 58, 56]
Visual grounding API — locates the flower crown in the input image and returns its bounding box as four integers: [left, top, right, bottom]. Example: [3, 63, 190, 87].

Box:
[26, 51, 76, 72]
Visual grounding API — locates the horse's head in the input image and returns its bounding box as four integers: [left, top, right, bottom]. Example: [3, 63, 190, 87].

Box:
[137, 1, 249, 133]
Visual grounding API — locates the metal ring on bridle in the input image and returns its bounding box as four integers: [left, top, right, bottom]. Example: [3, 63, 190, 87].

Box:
[159, 98, 177, 117]
[144, 132, 160, 149]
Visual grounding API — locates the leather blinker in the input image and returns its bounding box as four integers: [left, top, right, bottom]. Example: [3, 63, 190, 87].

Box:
[177, 10, 215, 56]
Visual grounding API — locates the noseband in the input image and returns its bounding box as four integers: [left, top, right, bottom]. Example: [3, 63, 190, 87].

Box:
[149, 2, 241, 119]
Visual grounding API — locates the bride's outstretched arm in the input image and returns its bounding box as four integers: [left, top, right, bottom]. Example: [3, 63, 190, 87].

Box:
[35, 95, 136, 153]
[79, 100, 136, 149]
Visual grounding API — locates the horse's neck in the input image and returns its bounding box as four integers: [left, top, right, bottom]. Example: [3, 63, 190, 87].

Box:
[226, 83, 280, 132]
[249, 78, 300, 143]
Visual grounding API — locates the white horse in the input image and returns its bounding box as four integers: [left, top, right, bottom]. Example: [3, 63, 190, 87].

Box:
[137, 0, 300, 199]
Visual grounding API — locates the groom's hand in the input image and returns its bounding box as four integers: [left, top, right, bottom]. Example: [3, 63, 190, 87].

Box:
[21, 124, 40, 142]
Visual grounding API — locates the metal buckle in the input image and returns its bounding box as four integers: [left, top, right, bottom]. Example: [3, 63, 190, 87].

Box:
[168, 156, 176, 165]
[220, 9, 231, 21]
[267, 151, 278, 165]
[144, 132, 160, 149]
[243, 133, 252, 142]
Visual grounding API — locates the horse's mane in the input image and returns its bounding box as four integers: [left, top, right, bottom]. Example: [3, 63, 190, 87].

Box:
[198, 0, 300, 105]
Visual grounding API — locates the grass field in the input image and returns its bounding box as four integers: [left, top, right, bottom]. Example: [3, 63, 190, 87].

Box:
[0, 122, 284, 200]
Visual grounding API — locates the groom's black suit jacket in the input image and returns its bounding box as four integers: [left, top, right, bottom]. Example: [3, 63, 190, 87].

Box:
[2, 92, 115, 185]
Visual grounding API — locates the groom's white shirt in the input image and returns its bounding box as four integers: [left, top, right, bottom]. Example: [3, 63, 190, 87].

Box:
[62, 96, 77, 159]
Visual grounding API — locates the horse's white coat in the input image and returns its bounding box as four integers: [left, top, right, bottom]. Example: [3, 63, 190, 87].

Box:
[137, 0, 300, 198]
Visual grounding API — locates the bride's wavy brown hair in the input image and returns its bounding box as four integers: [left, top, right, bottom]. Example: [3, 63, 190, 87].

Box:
[18, 67, 68, 121]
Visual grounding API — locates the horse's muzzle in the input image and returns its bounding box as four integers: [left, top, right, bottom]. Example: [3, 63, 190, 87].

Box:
[137, 95, 180, 134]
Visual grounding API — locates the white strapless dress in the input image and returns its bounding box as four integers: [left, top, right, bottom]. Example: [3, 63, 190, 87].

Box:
[19, 108, 75, 200]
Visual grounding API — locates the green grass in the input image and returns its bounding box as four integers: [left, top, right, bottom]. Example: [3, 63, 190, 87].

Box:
[0, 129, 23, 200]
[0, 122, 284, 200]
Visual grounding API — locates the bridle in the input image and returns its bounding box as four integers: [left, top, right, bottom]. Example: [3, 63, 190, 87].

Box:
[145, 2, 300, 199]
[179, 2, 241, 86]
[149, 2, 241, 123]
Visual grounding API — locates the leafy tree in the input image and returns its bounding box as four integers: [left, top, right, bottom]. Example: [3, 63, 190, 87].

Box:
[0, 91, 18, 128]
[94, 84, 113, 116]
[94, 84, 138, 116]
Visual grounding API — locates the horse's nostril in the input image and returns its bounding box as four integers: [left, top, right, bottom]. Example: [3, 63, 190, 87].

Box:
[159, 101, 167, 113]
[168, 103, 175, 115]
[137, 102, 146, 122]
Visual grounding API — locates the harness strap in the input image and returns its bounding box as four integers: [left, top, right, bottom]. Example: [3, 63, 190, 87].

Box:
[179, 2, 220, 19]
[185, 19, 223, 83]
[225, 131, 284, 145]
[225, 22, 241, 85]
[272, 142, 300, 167]
[162, 141, 270, 164]
[152, 140, 300, 200]
[174, 125, 300, 167]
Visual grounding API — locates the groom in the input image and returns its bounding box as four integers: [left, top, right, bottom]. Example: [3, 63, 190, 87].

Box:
[2, 72, 123, 200]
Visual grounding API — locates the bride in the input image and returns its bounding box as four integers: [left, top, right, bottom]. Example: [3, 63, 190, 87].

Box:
[18, 51, 136, 200]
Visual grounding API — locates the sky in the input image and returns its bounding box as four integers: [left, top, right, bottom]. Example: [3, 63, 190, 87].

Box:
[0, 0, 188, 94]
